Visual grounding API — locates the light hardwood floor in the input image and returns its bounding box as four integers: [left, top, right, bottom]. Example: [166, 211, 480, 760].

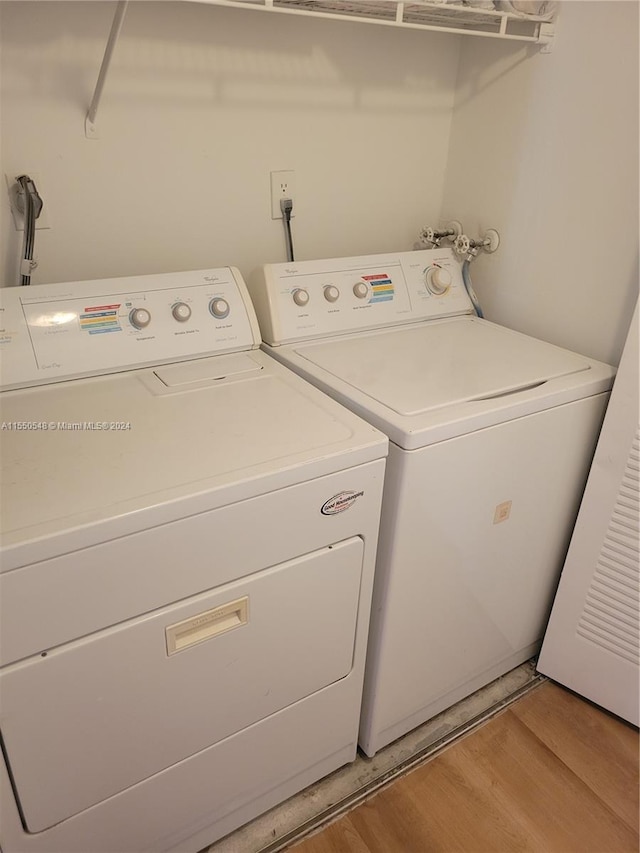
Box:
[291, 682, 639, 853]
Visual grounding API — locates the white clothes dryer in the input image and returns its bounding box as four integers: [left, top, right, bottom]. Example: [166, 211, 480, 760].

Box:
[0, 268, 387, 852]
[248, 248, 616, 757]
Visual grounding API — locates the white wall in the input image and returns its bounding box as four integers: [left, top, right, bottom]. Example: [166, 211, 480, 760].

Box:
[2, 2, 637, 366]
[0, 1, 461, 286]
[441, 1, 639, 366]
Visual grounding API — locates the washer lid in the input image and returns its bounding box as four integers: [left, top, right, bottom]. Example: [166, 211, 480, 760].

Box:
[295, 318, 591, 415]
[286, 317, 615, 450]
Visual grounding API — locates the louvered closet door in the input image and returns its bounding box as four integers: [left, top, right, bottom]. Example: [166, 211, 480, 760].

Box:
[538, 305, 639, 725]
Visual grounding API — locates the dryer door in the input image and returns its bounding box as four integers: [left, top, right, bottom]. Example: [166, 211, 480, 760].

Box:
[0, 536, 364, 832]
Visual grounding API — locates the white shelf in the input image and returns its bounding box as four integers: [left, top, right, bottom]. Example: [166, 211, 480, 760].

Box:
[187, 0, 556, 48]
[86, 0, 556, 136]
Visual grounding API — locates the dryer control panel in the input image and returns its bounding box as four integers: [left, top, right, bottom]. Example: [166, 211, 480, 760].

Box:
[249, 249, 475, 346]
[0, 268, 261, 390]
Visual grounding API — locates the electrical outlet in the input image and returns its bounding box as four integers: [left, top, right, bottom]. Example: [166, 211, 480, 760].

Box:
[270, 170, 296, 219]
[5, 173, 51, 231]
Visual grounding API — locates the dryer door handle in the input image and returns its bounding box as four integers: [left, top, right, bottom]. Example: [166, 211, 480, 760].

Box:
[165, 596, 249, 655]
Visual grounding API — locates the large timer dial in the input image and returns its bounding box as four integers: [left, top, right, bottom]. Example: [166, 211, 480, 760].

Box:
[425, 265, 452, 296]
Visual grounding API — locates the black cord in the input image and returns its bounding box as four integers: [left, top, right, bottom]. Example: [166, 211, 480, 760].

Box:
[280, 198, 295, 262]
[19, 178, 34, 285]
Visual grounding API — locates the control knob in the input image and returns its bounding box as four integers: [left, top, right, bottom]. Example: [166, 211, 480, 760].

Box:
[172, 302, 192, 322]
[353, 282, 368, 299]
[129, 307, 151, 330]
[425, 265, 452, 296]
[209, 297, 230, 319]
[323, 285, 340, 303]
[292, 288, 310, 307]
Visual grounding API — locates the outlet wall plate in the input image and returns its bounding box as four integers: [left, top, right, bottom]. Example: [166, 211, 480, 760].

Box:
[270, 170, 296, 219]
[5, 173, 51, 231]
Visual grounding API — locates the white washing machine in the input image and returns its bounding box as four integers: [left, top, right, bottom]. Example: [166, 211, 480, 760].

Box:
[248, 248, 616, 757]
[0, 268, 387, 852]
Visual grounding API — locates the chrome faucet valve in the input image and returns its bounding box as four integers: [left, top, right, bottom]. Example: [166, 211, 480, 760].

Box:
[419, 220, 463, 247]
[454, 229, 500, 260]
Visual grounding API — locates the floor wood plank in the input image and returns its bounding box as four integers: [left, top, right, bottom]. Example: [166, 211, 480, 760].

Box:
[510, 681, 639, 832]
[292, 682, 639, 853]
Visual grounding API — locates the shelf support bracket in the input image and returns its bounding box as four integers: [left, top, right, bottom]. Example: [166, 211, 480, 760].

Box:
[538, 22, 555, 53]
[85, 0, 129, 139]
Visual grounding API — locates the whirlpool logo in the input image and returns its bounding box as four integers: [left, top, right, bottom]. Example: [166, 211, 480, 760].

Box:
[320, 490, 364, 516]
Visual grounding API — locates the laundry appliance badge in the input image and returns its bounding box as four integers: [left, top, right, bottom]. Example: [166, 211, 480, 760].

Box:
[320, 490, 364, 516]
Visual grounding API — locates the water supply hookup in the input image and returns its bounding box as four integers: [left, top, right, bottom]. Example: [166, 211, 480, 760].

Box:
[418, 220, 463, 248]
[453, 229, 500, 260]
[453, 229, 500, 319]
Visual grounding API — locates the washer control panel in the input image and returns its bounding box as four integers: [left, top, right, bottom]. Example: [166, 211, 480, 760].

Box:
[0, 267, 260, 389]
[248, 248, 475, 345]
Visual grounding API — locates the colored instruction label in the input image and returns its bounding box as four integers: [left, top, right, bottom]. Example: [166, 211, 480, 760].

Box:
[362, 273, 394, 303]
[80, 304, 121, 334]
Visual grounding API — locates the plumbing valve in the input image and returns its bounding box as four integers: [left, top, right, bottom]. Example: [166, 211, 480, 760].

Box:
[454, 235, 472, 255]
[418, 220, 462, 247]
[454, 229, 500, 260]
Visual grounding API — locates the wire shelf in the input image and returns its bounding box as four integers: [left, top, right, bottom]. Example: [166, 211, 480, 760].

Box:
[189, 0, 556, 46]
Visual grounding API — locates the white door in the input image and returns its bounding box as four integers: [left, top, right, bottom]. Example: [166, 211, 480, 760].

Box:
[538, 305, 639, 725]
